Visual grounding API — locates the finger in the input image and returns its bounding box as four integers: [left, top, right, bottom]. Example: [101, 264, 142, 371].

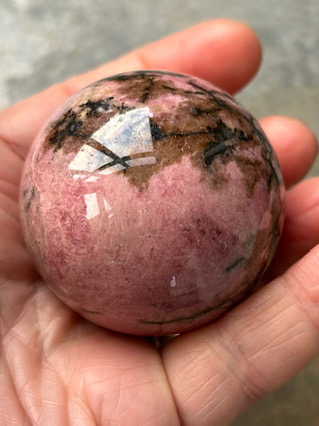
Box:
[68, 19, 261, 94]
[260, 116, 318, 187]
[266, 177, 319, 279]
[0, 20, 261, 159]
[162, 245, 319, 425]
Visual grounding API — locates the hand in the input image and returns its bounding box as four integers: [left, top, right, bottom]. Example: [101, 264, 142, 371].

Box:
[0, 20, 318, 425]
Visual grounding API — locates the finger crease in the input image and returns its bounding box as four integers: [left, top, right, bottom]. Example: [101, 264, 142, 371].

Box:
[215, 325, 272, 403]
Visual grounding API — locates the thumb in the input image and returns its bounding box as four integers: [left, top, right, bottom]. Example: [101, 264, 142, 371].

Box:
[162, 244, 319, 424]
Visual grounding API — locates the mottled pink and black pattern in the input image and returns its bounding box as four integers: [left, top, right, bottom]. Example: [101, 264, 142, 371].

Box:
[20, 71, 284, 336]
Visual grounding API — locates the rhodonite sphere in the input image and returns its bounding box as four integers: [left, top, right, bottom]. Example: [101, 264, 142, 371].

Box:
[20, 71, 284, 336]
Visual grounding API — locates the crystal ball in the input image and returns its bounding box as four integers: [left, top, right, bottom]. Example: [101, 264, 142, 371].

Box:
[20, 71, 284, 335]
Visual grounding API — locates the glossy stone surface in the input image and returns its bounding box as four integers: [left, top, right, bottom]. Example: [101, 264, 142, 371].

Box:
[20, 71, 284, 336]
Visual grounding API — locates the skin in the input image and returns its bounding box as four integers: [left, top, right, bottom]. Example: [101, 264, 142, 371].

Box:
[0, 19, 318, 425]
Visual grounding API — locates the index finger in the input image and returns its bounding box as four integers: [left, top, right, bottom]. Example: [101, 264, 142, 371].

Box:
[0, 20, 261, 159]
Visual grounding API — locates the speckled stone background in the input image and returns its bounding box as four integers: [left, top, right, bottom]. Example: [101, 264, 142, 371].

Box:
[1, 0, 318, 424]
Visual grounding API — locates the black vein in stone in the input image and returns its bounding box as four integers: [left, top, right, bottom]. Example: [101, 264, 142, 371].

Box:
[140, 77, 154, 103]
[225, 257, 245, 272]
[150, 120, 217, 141]
[160, 84, 208, 97]
[23, 187, 36, 213]
[86, 140, 130, 169]
[192, 107, 222, 116]
[138, 304, 219, 325]
[82, 308, 103, 314]
[49, 109, 84, 150]
[79, 98, 114, 117]
[203, 141, 234, 166]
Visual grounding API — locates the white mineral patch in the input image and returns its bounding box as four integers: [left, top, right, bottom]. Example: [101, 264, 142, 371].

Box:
[69, 144, 112, 172]
[91, 107, 154, 158]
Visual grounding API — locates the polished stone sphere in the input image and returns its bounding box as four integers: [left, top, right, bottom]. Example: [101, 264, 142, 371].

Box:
[20, 71, 284, 335]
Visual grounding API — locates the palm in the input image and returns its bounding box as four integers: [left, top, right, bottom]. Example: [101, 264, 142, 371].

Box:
[1, 21, 319, 425]
[1, 212, 174, 424]
[0, 163, 174, 422]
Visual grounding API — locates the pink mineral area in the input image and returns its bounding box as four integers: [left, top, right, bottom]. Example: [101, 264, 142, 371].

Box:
[20, 71, 284, 335]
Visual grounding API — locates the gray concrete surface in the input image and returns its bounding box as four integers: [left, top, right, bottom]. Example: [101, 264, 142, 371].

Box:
[1, 0, 318, 424]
